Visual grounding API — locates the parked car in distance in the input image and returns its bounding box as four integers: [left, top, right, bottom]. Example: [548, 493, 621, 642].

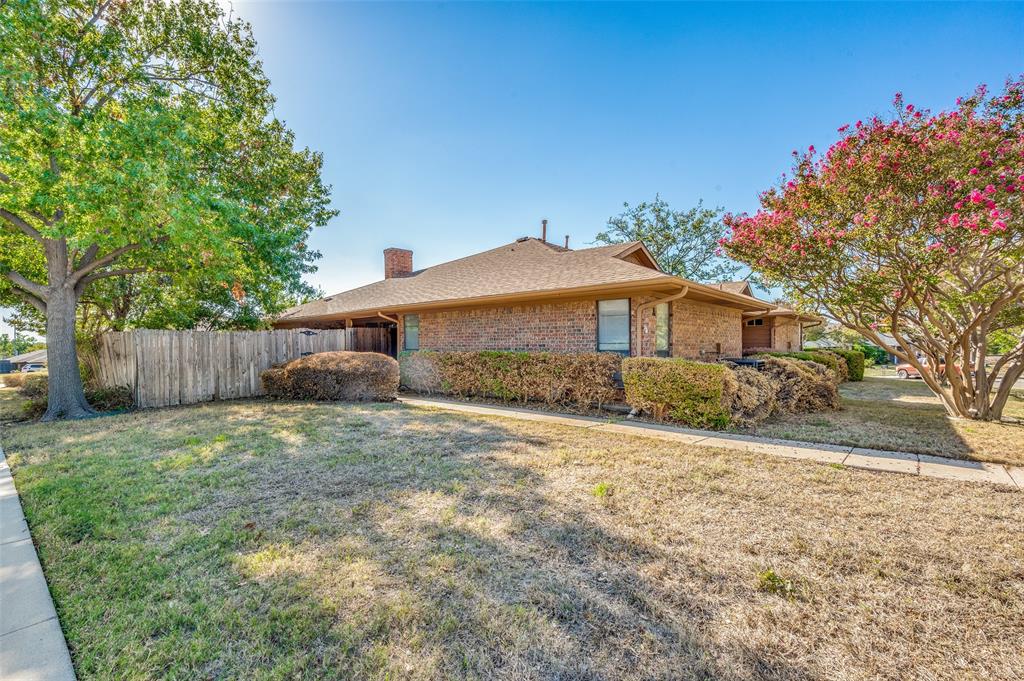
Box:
[20, 363, 46, 373]
[895, 359, 957, 379]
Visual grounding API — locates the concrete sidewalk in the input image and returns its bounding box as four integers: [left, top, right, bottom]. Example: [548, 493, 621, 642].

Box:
[399, 397, 1023, 489]
[0, 441, 76, 681]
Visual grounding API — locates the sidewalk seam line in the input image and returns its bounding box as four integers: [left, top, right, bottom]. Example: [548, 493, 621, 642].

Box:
[0, 615, 57, 638]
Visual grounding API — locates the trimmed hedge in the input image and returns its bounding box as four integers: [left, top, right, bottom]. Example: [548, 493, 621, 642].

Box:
[622, 357, 731, 429]
[829, 349, 865, 381]
[399, 350, 621, 408]
[263, 351, 399, 401]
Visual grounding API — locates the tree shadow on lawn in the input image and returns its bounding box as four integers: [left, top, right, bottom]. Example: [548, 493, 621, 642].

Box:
[192, 402, 814, 680]
[10, 400, 814, 680]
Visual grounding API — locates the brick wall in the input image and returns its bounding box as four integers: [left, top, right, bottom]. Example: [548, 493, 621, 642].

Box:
[772, 318, 803, 351]
[402, 300, 602, 353]
[396, 295, 745, 359]
[670, 299, 743, 359]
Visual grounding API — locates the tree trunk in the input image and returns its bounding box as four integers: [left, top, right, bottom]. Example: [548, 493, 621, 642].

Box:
[41, 241, 96, 421]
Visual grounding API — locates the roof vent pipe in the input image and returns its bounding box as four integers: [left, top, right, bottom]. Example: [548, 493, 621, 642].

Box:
[564, 235, 569, 249]
[541, 219, 547, 243]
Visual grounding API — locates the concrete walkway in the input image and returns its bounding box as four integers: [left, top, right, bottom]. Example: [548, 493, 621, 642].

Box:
[0, 440, 76, 681]
[399, 397, 1024, 489]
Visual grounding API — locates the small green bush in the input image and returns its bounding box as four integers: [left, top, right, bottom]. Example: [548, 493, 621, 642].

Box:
[622, 357, 731, 428]
[399, 351, 622, 409]
[829, 349, 865, 381]
[855, 342, 889, 367]
[262, 351, 399, 402]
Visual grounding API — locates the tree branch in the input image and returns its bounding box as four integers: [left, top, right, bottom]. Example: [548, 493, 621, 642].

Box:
[10, 287, 46, 315]
[75, 267, 148, 293]
[0, 207, 44, 244]
[4, 270, 47, 301]
[68, 243, 142, 285]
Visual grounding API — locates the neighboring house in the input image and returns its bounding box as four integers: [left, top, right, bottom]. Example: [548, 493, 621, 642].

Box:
[4, 349, 47, 371]
[273, 237, 815, 359]
[710, 282, 819, 353]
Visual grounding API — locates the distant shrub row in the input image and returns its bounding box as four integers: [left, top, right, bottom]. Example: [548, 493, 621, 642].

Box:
[745, 348, 864, 382]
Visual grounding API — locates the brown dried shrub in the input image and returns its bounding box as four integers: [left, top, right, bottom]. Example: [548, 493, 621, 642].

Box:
[723, 366, 779, 426]
[760, 356, 840, 413]
[398, 351, 443, 394]
[1, 372, 30, 389]
[262, 351, 399, 402]
[400, 351, 622, 408]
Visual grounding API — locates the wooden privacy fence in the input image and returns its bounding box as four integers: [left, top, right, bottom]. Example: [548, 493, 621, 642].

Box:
[95, 328, 392, 409]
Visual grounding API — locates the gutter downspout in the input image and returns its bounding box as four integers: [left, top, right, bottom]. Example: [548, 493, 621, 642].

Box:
[633, 287, 688, 356]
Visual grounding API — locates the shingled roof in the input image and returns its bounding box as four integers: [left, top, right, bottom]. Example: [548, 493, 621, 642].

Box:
[276, 238, 772, 324]
[711, 281, 754, 296]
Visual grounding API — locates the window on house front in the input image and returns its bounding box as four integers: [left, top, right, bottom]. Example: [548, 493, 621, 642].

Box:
[597, 299, 630, 353]
[746, 318, 764, 326]
[404, 314, 420, 350]
[655, 303, 670, 357]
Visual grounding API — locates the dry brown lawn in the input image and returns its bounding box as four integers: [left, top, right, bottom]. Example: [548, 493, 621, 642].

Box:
[4, 399, 1022, 680]
[738, 373, 1024, 467]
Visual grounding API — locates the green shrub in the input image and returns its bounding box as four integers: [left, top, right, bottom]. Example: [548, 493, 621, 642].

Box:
[829, 349, 865, 381]
[622, 357, 731, 428]
[399, 351, 622, 409]
[262, 351, 399, 402]
[853, 342, 888, 367]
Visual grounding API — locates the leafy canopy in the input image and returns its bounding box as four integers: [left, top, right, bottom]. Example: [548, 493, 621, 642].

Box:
[0, 0, 334, 317]
[723, 80, 1024, 419]
[596, 196, 742, 282]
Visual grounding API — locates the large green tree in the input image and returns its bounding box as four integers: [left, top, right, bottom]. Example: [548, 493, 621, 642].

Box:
[596, 195, 743, 282]
[724, 82, 1024, 420]
[0, 0, 334, 419]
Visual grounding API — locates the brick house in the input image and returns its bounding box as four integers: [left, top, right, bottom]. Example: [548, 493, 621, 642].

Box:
[272, 237, 816, 359]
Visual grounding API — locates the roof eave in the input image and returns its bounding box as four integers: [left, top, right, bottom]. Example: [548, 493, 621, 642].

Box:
[273, 276, 683, 323]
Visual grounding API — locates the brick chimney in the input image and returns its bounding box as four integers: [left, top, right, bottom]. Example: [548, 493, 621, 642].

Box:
[384, 248, 413, 279]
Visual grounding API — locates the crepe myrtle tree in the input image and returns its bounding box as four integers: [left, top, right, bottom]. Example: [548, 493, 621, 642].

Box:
[723, 81, 1024, 421]
[0, 0, 334, 420]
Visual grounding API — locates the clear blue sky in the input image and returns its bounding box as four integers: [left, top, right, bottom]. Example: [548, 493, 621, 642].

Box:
[3, 1, 1024, 337]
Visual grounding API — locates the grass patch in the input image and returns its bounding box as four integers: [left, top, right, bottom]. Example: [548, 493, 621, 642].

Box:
[3, 399, 1023, 679]
[735, 376, 1024, 467]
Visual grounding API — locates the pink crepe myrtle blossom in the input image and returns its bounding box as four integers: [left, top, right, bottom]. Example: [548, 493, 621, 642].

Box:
[721, 78, 1024, 421]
